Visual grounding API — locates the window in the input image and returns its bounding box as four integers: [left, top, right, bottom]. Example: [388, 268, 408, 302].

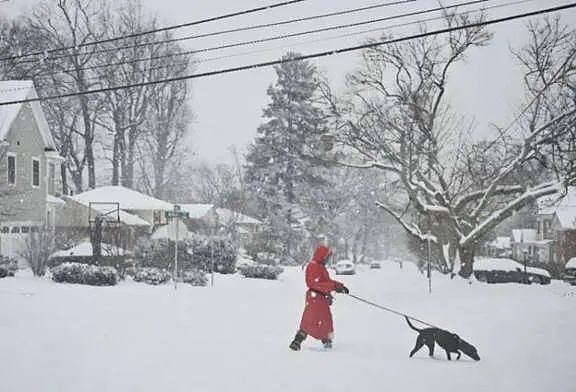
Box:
[32, 158, 40, 187]
[10, 227, 20, 233]
[1, 227, 9, 234]
[7, 154, 16, 184]
[21, 226, 30, 234]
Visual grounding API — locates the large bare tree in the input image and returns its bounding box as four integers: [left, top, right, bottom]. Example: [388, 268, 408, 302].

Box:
[322, 14, 576, 276]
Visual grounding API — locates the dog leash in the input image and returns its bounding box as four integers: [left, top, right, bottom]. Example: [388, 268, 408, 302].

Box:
[346, 293, 438, 329]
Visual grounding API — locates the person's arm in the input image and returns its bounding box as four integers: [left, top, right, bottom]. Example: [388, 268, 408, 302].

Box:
[306, 263, 344, 294]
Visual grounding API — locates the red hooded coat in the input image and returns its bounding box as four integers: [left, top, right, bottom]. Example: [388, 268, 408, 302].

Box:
[299, 245, 344, 340]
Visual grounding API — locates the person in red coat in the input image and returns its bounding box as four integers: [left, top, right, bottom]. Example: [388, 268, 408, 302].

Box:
[289, 244, 349, 351]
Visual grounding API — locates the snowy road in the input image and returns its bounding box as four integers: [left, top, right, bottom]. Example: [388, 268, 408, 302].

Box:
[0, 263, 575, 392]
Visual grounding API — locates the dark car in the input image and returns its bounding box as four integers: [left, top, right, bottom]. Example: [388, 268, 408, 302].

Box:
[473, 258, 551, 285]
[563, 258, 576, 285]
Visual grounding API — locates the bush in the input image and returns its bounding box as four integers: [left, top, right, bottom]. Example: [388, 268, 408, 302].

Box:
[0, 256, 18, 278]
[132, 267, 171, 285]
[49, 255, 131, 279]
[238, 264, 284, 280]
[51, 263, 118, 286]
[181, 270, 208, 286]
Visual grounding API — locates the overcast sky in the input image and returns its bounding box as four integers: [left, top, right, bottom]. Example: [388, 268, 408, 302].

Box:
[3, 0, 576, 165]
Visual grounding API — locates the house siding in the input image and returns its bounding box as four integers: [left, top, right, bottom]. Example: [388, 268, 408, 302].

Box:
[0, 103, 48, 224]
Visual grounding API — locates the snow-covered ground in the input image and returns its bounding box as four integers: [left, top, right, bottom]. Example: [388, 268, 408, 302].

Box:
[1, 262, 575, 392]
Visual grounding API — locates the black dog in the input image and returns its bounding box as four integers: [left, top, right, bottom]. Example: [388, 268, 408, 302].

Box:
[406, 317, 480, 361]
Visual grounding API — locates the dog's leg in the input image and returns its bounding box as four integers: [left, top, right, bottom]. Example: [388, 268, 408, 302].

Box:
[409, 336, 425, 358]
[424, 336, 435, 357]
[445, 350, 452, 360]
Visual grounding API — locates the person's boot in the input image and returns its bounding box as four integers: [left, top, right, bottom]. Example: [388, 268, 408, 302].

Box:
[289, 330, 307, 351]
[322, 339, 333, 350]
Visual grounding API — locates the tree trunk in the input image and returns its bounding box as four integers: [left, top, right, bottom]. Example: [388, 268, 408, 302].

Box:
[459, 245, 475, 278]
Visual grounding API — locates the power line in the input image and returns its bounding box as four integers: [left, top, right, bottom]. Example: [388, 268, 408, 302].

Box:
[0, 0, 310, 62]
[24, 0, 533, 84]
[29, 0, 491, 77]
[25, 0, 420, 65]
[1, 2, 574, 106]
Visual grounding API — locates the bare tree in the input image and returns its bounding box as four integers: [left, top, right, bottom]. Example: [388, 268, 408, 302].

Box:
[322, 14, 576, 277]
[20, 229, 54, 277]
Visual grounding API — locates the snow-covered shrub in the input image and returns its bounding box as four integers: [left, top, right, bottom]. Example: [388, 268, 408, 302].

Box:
[181, 270, 208, 286]
[134, 236, 238, 274]
[0, 256, 18, 278]
[51, 263, 118, 286]
[134, 238, 187, 270]
[255, 252, 279, 266]
[132, 267, 171, 285]
[49, 255, 131, 279]
[238, 264, 284, 280]
[183, 234, 238, 274]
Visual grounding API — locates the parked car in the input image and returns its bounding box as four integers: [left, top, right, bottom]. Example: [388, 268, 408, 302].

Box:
[334, 260, 356, 275]
[369, 261, 381, 269]
[563, 258, 576, 285]
[473, 258, 551, 285]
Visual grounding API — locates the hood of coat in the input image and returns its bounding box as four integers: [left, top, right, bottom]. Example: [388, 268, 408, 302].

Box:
[311, 244, 331, 264]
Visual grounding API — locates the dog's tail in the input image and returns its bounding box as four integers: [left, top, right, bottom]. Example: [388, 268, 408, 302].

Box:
[405, 316, 422, 332]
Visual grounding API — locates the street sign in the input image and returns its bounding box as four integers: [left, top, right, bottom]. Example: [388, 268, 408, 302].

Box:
[165, 205, 189, 219]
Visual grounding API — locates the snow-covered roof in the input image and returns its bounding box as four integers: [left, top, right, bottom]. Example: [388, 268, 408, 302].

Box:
[50, 241, 131, 258]
[72, 186, 173, 211]
[555, 208, 576, 230]
[0, 80, 56, 149]
[216, 208, 262, 225]
[70, 197, 151, 227]
[180, 203, 214, 219]
[512, 229, 537, 243]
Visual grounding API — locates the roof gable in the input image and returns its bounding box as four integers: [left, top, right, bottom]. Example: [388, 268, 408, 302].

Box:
[0, 80, 56, 149]
[555, 208, 576, 230]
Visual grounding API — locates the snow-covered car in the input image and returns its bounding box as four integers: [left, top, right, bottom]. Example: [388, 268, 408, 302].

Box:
[369, 262, 381, 269]
[334, 260, 356, 275]
[473, 258, 551, 285]
[563, 258, 576, 285]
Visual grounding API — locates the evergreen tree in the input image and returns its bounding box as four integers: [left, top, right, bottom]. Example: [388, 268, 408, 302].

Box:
[245, 53, 328, 263]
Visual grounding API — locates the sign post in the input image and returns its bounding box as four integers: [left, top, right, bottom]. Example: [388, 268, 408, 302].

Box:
[165, 205, 190, 290]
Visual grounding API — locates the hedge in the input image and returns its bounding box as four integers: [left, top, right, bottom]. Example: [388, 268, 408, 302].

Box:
[51, 263, 118, 286]
[238, 264, 284, 280]
[132, 267, 171, 285]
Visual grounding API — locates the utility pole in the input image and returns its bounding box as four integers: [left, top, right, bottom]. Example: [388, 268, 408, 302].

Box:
[427, 217, 432, 294]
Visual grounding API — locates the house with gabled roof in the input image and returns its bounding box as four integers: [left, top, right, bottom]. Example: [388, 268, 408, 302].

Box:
[550, 188, 576, 264]
[55, 185, 172, 249]
[0, 80, 64, 258]
[535, 187, 576, 265]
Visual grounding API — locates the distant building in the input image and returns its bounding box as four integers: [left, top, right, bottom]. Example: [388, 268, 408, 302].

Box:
[179, 203, 263, 245]
[0, 80, 64, 259]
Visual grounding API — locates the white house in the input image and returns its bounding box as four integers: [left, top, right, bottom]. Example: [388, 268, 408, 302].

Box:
[0, 80, 64, 258]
